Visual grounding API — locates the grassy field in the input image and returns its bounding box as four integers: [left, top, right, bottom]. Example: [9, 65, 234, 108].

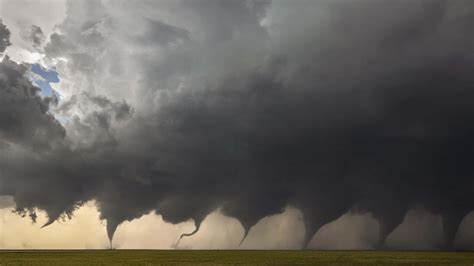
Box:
[1, 250, 474, 265]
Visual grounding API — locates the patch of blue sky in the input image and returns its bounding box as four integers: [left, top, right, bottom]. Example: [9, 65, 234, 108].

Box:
[28, 64, 72, 125]
[30, 63, 60, 98]
[31, 64, 59, 82]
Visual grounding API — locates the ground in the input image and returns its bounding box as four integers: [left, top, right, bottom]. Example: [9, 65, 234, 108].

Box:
[1, 250, 474, 265]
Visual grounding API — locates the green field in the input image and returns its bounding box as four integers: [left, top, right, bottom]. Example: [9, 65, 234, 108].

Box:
[1, 250, 474, 265]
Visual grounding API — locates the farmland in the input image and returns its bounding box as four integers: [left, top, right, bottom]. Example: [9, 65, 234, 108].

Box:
[1, 250, 474, 265]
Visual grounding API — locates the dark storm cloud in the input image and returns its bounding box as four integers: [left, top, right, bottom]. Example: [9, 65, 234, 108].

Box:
[0, 56, 65, 150]
[0, 19, 11, 53]
[0, 60, 65, 222]
[2, 0, 474, 250]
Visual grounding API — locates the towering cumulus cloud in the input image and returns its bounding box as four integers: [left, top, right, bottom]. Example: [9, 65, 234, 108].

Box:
[2, 0, 474, 249]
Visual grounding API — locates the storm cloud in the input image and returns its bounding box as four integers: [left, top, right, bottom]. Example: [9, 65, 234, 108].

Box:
[1, 0, 474, 250]
[0, 19, 10, 53]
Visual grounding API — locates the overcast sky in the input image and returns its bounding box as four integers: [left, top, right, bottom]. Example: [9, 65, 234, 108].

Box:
[1, 0, 474, 250]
